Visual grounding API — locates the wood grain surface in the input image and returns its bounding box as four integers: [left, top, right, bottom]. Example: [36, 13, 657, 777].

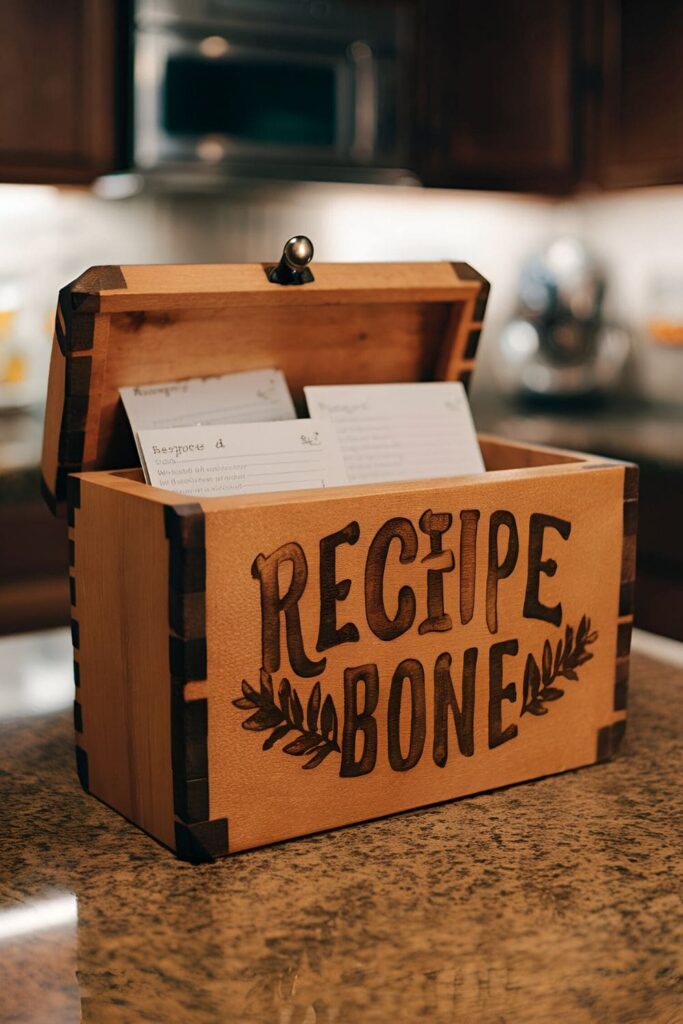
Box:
[71, 442, 630, 858]
[45, 259, 633, 861]
[71, 480, 174, 848]
[41, 261, 486, 505]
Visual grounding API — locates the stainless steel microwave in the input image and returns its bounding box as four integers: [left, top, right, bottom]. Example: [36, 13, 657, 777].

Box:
[133, 0, 415, 184]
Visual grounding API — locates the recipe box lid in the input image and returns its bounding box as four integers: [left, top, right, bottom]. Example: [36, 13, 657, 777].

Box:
[40, 259, 489, 516]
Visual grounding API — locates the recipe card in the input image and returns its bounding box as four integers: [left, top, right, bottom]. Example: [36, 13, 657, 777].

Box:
[136, 420, 348, 498]
[119, 368, 296, 438]
[304, 381, 484, 484]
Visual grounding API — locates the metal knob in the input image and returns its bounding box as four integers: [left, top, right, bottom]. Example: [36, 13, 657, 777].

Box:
[268, 235, 315, 285]
[283, 235, 314, 270]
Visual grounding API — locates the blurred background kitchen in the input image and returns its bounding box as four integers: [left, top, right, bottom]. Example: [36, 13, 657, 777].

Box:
[0, 0, 681, 641]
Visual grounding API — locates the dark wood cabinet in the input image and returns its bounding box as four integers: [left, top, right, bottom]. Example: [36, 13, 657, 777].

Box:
[595, 0, 683, 188]
[633, 461, 683, 642]
[0, 0, 128, 185]
[415, 0, 579, 193]
[415, 0, 683, 194]
[0, 492, 70, 636]
[0, 1, 681, 193]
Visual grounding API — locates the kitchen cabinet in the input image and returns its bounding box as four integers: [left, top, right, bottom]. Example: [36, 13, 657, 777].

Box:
[0, 0, 129, 185]
[594, 0, 683, 188]
[1, 0, 679, 193]
[415, 0, 579, 193]
[415, 0, 683, 194]
[0, 490, 70, 636]
[0, 413, 70, 636]
[632, 462, 683, 642]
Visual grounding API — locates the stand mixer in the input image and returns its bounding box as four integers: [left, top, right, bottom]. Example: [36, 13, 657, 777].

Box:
[497, 238, 631, 400]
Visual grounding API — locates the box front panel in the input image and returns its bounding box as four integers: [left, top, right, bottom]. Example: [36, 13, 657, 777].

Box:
[204, 467, 625, 853]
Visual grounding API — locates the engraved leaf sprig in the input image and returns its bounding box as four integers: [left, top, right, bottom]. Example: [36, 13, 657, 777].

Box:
[233, 670, 340, 769]
[522, 615, 598, 717]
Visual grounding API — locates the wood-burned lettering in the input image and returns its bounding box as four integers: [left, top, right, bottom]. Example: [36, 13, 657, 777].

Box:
[251, 543, 325, 679]
[523, 513, 571, 626]
[341, 663, 379, 777]
[418, 510, 455, 635]
[251, 508, 572, 663]
[286, 644, 522, 777]
[241, 504, 592, 779]
[486, 511, 519, 634]
[365, 517, 418, 641]
[317, 521, 360, 653]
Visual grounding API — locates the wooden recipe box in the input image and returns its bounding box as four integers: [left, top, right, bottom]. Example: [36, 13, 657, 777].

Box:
[41, 260, 637, 861]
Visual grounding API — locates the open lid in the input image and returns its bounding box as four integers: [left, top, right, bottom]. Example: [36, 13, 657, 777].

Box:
[41, 246, 489, 515]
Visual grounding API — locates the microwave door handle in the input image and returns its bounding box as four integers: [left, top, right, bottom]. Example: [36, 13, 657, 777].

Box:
[349, 41, 376, 162]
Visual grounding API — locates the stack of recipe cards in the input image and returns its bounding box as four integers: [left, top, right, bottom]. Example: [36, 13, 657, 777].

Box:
[121, 368, 348, 497]
[122, 370, 484, 499]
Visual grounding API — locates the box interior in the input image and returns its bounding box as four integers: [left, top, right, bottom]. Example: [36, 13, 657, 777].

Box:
[43, 261, 487, 510]
[98, 299, 470, 471]
[96, 435, 596, 509]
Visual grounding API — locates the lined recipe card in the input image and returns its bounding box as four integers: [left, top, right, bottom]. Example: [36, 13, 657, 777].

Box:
[136, 420, 348, 498]
[304, 381, 484, 484]
[120, 368, 296, 436]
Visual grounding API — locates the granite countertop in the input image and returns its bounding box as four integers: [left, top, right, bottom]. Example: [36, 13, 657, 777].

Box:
[2, 629, 682, 1024]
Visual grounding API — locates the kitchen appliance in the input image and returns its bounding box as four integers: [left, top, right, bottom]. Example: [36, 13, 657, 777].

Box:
[497, 238, 631, 400]
[133, 0, 415, 184]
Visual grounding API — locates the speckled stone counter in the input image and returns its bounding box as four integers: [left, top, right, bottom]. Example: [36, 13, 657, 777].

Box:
[2, 634, 682, 1024]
